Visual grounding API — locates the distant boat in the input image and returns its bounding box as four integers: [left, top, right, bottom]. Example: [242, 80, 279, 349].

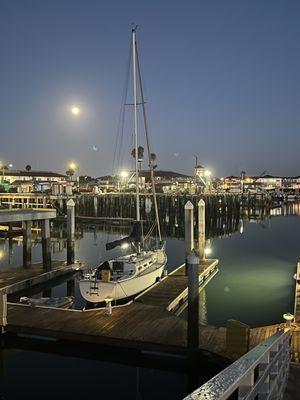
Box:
[79, 27, 167, 303]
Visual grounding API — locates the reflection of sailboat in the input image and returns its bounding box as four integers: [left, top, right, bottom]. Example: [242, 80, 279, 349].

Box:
[79, 28, 167, 303]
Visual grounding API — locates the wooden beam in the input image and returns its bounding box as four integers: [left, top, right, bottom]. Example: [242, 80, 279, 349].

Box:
[22, 221, 32, 268]
[41, 219, 51, 271]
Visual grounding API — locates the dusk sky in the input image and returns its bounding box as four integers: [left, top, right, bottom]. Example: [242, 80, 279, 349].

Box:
[0, 0, 299, 177]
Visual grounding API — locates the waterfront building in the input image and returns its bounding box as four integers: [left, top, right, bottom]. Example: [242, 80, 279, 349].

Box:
[0, 170, 69, 194]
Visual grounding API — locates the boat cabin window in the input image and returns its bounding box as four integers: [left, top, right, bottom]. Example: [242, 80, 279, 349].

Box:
[112, 261, 124, 273]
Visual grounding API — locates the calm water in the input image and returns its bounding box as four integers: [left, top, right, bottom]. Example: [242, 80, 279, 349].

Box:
[0, 205, 298, 399]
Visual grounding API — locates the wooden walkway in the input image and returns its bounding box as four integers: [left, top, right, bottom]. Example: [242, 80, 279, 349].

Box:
[3, 258, 300, 362]
[294, 262, 300, 323]
[0, 261, 82, 294]
[5, 260, 222, 355]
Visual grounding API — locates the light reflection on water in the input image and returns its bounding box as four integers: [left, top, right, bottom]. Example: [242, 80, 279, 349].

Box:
[0, 208, 298, 327]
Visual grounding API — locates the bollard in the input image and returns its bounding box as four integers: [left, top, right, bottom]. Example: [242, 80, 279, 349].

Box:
[104, 297, 113, 316]
[185, 201, 194, 276]
[0, 291, 7, 333]
[198, 199, 205, 261]
[67, 199, 75, 265]
[187, 249, 199, 355]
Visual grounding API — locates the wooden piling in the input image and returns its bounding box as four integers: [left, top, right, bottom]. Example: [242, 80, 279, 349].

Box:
[187, 250, 200, 355]
[67, 199, 75, 265]
[41, 219, 51, 271]
[22, 221, 32, 268]
[185, 201, 194, 276]
[0, 291, 7, 330]
[198, 199, 205, 261]
[184, 201, 194, 255]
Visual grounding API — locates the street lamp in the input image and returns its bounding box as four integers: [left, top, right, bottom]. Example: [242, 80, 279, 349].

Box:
[0, 162, 12, 184]
[119, 170, 129, 192]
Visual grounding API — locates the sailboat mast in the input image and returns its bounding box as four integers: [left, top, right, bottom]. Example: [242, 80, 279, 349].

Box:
[135, 44, 162, 242]
[132, 28, 140, 224]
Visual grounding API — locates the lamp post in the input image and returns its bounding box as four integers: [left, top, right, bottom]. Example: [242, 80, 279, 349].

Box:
[119, 170, 129, 192]
[0, 163, 13, 184]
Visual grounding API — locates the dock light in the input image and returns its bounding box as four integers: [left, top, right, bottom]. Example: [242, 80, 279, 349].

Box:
[283, 313, 294, 331]
[120, 171, 129, 179]
[71, 106, 80, 116]
[204, 246, 212, 256]
[0, 250, 4, 260]
[121, 243, 129, 250]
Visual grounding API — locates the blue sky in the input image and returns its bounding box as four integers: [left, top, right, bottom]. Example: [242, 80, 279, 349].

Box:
[0, 0, 299, 177]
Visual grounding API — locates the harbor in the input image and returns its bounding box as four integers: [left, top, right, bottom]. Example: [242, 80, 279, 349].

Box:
[0, 197, 299, 399]
[1, 2, 300, 399]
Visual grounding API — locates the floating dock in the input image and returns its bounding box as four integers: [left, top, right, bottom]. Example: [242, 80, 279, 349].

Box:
[0, 260, 82, 294]
[4, 260, 222, 355]
[2, 258, 300, 363]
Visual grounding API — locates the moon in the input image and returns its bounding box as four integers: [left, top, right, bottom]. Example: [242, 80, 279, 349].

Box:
[71, 106, 80, 116]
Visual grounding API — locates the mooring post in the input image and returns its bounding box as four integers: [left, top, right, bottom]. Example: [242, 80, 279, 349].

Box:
[187, 249, 200, 355]
[67, 199, 75, 265]
[41, 219, 51, 271]
[198, 199, 205, 262]
[22, 221, 32, 268]
[0, 290, 7, 333]
[185, 201, 194, 275]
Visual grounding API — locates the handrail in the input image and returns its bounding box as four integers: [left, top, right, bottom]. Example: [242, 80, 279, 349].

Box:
[184, 330, 291, 400]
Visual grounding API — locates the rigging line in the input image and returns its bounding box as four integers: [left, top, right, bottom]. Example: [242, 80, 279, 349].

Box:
[112, 41, 132, 175]
[135, 42, 162, 242]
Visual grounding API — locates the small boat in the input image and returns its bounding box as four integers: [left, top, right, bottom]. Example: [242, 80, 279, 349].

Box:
[20, 296, 74, 309]
[79, 27, 167, 303]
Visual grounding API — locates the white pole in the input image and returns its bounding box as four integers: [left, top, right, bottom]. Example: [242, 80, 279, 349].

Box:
[198, 199, 205, 260]
[132, 28, 140, 224]
[185, 201, 194, 257]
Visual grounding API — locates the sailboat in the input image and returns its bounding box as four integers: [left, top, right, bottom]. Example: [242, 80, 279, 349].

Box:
[79, 27, 167, 303]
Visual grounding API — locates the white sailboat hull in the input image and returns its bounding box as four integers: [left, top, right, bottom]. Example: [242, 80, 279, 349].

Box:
[79, 250, 167, 303]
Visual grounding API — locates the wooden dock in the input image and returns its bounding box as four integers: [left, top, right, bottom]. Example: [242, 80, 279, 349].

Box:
[294, 262, 300, 323]
[0, 260, 82, 294]
[2, 258, 300, 363]
[4, 260, 222, 355]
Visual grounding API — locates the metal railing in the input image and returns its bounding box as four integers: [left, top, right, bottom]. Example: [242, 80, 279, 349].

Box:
[184, 330, 291, 400]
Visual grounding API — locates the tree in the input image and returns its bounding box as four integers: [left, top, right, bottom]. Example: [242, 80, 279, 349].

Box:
[25, 165, 31, 172]
[66, 169, 75, 180]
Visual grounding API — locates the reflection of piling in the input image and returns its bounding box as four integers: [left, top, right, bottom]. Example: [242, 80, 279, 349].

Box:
[187, 250, 199, 355]
[184, 201, 194, 275]
[41, 219, 51, 271]
[22, 221, 32, 268]
[198, 199, 205, 261]
[67, 199, 75, 265]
